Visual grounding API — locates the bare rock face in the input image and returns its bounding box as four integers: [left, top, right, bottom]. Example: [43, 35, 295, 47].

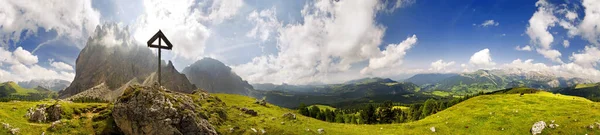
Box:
[112, 84, 222, 135]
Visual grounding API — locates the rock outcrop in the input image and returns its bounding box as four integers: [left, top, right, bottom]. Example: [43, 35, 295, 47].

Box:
[25, 103, 63, 123]
[182, 57, 254, 95]
[112, 84, 225, 135]
[60, 23, 196, 99]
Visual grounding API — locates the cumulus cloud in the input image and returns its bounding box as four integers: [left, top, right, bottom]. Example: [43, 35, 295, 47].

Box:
[503, 59, 600, 82]
[526, 0, 557, 50]
[246, 7, 282, 42]
[563, 40, 570, 48]
[537, 49, 563, 63]
[480, 20, 499, 27]
[0, 47, 74, 82]
[578, 0, 600, 45]
[469, 48, 496, 68]
[50, 61, 74, 71]
[0, 0, 100, 49]
[429, 59, 455, 71]
[133, 0, 244, 60]
[570, 46, 600, 68]
[233, 0, 413, 84]
[515, 45, 532, 51]
[13, 47, 38, 65]
[565, 11, 578, 21]
[361, 35, 418, 74]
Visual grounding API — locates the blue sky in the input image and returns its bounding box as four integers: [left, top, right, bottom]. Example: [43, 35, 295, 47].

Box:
[0, 0, 599, 84]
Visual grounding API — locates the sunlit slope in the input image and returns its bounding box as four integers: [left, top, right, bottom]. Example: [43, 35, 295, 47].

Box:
[215, 91, 600, 134]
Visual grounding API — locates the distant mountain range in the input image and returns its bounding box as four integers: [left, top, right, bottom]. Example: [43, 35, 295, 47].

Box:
[18, 79, 70, 91]
[416, 69, 593, 94]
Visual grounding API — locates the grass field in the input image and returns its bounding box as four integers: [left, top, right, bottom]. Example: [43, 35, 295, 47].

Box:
[309, 104, 336, 111]
[575, 83, 599, 89]
[215, 91, 600, 134]
[0, 82, 39, 96]
[1, 90, 599, 135]
[0, 101, 114, 135]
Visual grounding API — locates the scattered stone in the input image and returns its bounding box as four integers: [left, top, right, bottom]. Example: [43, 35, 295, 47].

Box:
[9, 128, 19, 135]
[588, 124, 594, 129]
[282, 112, 296, 120]
[240, 107, 258, 116]
[251, 128, 257, 133]
[41, 131, 45, 135]
[306, 128, 311, 132]
[2, 122, 10, 129]
[595, 122, 600, 128]
[317, 128, 325, 134]
[11, 107, 16, 111]
[531, 121, 546, 135]
[430, 127, 436, 132]
[271, 117, 276, 120]
[228, 126, 239, 133]
[261, 129, 266, 134]
[281, 122, 285, 125]
[549, 124, 557, 129]
[551, 120, 555, 123]
[50, 120, 61, 129]
[254, 99, 267, 106]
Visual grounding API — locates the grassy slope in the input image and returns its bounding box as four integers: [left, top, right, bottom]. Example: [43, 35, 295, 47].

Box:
[215, 91, 600, 135]
[0, 101, 110, 135]
[0, 82, 39, 96]
[309, 105, 336, 111]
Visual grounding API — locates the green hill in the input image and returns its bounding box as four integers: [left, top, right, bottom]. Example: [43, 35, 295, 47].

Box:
[214, 91, 600, 134]
[1, 87, 599, 134]
[0, 82, 57, 101]
[555, 83, 600, 101]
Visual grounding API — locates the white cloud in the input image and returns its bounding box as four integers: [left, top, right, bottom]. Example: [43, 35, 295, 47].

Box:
[133, 0, 244, 60]
[563, 40, 570, 48]
[246, 7, 282, 42]
[13, 47, 38, 65]
[469, 48, 496, 68]
[578, 0, 600, 45]
[515, 45, 532, 51]
[565, 11, 578, 21]
[233, 0, 413, 84]
[537, 49, 563, 63]
[429, 59, 455, 71]
[503, 59, 600, 82]
[361, 35, 418, 74]
[480, 20, 499, 27]
[0, 47, 74, 82]
[570, 46, 600, 68]
[526, 0, 557, 50]
[50, 61, 74, 71]
[0, 0, 100, 49]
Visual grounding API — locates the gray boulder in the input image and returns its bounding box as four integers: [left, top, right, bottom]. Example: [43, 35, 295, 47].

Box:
[282, 112, 296, 120]
[26, 104, 47, 123]
[112, 84, 220, 135]
[45, 104, 62, 122]
[531, 121, 546, 135]
[240, 107, 258, 116]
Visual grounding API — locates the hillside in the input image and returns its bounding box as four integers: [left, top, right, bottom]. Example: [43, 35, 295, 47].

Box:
[555, 83, 600, 101]
[251, 79, 426, 108]
[404, 73, 457, 85]
[214, 91, 600, 134]
[1, 87, 600, 134]
[0, 82, 57, 101]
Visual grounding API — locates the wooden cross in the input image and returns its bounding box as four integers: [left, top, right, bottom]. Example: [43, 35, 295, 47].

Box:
[147, 30, 173, 86]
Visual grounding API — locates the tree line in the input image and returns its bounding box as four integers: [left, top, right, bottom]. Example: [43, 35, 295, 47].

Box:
[297, 93, 482, 124]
